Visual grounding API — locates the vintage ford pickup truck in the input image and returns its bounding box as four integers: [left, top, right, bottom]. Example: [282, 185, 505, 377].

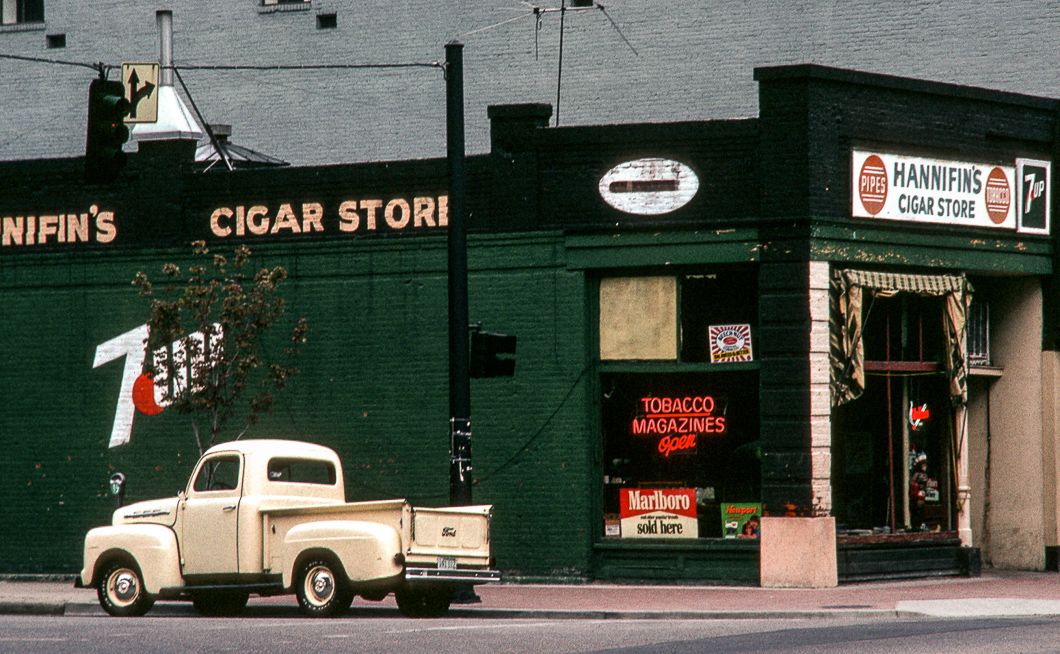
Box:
[78, 439, 499, 617]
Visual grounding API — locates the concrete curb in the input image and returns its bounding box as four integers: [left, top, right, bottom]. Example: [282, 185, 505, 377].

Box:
[445, 608, 902, 621]
[4, 599, 904, 620]
[13, 599, 1060, 620]
[0, 601, 66, 616]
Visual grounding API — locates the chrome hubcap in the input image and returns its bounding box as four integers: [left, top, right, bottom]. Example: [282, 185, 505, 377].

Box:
[110, 569, 139, 605]
[307, 567, 334, 605]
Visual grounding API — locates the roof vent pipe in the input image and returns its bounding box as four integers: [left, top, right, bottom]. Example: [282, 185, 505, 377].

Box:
[158, 10, 173, 87]
[130, 9, 204, 144]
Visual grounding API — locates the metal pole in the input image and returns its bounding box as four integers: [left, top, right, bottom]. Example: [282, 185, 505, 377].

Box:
[446, 42, 472, 507]
[157, 11, 173, 87]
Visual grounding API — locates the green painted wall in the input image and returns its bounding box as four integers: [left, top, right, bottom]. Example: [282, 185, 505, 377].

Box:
[0, 232, 593, 578]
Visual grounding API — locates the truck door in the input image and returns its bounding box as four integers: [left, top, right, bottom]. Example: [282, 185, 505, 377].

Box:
[180, 453, 242, 576]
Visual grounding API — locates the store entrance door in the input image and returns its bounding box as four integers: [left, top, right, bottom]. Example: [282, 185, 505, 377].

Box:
[832, 294, 956, 534]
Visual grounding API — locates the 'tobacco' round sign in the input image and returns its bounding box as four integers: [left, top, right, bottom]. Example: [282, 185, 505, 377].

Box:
[985, 167, 1011, 224]
[599, 158, 698, 215]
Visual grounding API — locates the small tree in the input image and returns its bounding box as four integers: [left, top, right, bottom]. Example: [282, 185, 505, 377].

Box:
[133, 241, 308, 455]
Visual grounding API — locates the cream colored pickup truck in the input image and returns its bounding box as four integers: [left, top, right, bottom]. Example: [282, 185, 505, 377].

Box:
[78, 439, 499, 618]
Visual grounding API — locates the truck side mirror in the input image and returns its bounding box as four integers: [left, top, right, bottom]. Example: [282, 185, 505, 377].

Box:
[109, 472, 126, 508]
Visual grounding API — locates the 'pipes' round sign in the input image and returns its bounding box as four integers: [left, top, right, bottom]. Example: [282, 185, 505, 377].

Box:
[598, 158, 699, 215]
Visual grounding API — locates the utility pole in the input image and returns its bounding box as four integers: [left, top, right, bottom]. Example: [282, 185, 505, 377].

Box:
[446, 41, 472, 507]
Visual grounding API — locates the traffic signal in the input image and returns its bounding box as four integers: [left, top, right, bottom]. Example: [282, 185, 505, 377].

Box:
[85, 79, 130, 183]
[470, 329, 516, 378]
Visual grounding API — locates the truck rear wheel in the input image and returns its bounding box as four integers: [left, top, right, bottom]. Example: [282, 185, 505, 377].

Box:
[395, 586, 452, 618]
[295, 558, 353, 618]
[97, 559, 154, 617]
[192, 590, 249, 617]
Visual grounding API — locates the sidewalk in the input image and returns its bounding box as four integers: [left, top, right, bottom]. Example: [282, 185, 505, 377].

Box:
[3, 570, 1060, 619]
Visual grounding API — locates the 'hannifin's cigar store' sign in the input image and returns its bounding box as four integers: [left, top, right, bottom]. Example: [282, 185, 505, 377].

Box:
[852, 151, 1051, 235]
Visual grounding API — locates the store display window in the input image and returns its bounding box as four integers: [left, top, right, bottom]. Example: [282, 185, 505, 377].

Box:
[601, 372, 760, 538]
[597, 267, 760, 540]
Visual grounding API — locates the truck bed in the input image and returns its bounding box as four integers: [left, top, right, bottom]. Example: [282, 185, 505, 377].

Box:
[261, 499, 495, 583]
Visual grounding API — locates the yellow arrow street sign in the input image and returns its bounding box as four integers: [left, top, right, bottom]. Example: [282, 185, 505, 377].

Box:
[121, 62, 159, 124]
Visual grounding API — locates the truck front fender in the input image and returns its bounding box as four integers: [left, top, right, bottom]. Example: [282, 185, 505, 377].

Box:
[81, 524, 182, 595]
[282, 520, 403, 588]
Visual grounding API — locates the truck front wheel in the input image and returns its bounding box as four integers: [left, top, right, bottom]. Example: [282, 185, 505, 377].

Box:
[97, 559, 154, 617]
[295, 558, 353, 618]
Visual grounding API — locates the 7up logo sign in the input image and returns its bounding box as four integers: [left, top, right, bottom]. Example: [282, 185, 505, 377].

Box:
[93, 323, 222, 448]
[1017, 159, 1051, 235]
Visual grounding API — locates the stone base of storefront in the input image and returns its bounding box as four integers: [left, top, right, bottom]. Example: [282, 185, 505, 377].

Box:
[591, 532, 978, 585]
[837, 532, 976, 582]
[593, 539, 760, 585]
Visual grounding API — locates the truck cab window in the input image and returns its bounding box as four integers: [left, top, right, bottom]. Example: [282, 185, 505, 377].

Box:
[193, 455, 241, 492]
[267, 457, 336, 485]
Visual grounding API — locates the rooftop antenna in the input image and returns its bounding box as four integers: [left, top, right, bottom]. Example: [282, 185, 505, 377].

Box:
[555, 0, 567, 126]
[516, 1, 637, 126]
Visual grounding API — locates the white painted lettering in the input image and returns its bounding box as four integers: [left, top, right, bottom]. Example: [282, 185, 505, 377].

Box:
[210, 207, 234, 237]
[338, 200, 360, 232]
[385, 198, 410, 229]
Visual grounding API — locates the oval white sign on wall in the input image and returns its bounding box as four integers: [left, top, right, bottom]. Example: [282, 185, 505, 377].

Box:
[598, 158, 699, 216]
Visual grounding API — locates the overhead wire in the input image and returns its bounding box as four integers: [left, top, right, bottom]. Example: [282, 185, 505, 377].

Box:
[343, 364, 591, 501]
[0, 51, 446, 168]
[452, 10, 537, 42]
[174, 62, 443, 72]
[0, 52, 443, 75]
[2, 3, 637, 132]
[0, 52, 101, 72]
[171, 66, 232, 172]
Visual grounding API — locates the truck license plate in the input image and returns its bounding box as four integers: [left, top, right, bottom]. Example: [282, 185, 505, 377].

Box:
[438, 556, 457, 570]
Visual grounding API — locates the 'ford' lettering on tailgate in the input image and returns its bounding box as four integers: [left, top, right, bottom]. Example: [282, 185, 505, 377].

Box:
[442, 527, 457, 538]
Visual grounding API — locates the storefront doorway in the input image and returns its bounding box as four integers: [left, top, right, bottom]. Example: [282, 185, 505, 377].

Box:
[832, 292, 957, 534]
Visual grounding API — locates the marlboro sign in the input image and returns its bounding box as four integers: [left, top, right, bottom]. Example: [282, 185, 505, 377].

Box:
[619, 488, 698, 538]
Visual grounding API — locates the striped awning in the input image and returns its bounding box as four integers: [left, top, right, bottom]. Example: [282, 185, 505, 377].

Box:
[834, 270, 967, 296]
[830, 268, 973, 408]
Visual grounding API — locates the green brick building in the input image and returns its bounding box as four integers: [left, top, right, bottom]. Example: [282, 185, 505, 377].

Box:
[1, 65, 1057, 584]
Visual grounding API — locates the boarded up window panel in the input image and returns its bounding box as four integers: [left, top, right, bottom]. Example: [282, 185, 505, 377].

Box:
[599, 277, 677, 360]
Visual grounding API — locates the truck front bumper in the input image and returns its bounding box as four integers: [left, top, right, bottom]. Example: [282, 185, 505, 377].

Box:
[405, 567, 502, 584]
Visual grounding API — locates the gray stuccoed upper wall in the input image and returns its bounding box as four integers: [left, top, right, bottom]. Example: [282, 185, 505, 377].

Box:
[1, 0, 1058, 166]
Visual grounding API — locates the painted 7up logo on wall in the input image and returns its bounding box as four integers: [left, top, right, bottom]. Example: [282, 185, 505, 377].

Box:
[93, 323, 222, 448]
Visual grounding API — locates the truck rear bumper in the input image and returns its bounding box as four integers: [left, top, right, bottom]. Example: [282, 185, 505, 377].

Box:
[405, 567, 502, 584]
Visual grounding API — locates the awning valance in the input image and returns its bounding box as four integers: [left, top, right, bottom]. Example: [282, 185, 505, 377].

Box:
[829, 269, 973, 407]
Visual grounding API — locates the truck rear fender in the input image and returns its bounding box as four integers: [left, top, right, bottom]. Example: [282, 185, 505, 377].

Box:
[282, 520, 403, 588]
[81, 524, 182, 594]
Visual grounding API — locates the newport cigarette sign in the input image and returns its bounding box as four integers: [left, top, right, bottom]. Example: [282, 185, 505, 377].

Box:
[852, 150, 1017, 230]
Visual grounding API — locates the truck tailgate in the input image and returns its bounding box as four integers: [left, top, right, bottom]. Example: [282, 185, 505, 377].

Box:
[406, 505, 499, 583]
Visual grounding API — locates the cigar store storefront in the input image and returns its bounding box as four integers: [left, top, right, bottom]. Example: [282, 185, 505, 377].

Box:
[582, 65, 1057, 583]
[1, 65, 1057, 584]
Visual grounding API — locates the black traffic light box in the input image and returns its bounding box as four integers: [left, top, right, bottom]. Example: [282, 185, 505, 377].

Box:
[470, 329, 516, 378]
[85, 79, 131, 183]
